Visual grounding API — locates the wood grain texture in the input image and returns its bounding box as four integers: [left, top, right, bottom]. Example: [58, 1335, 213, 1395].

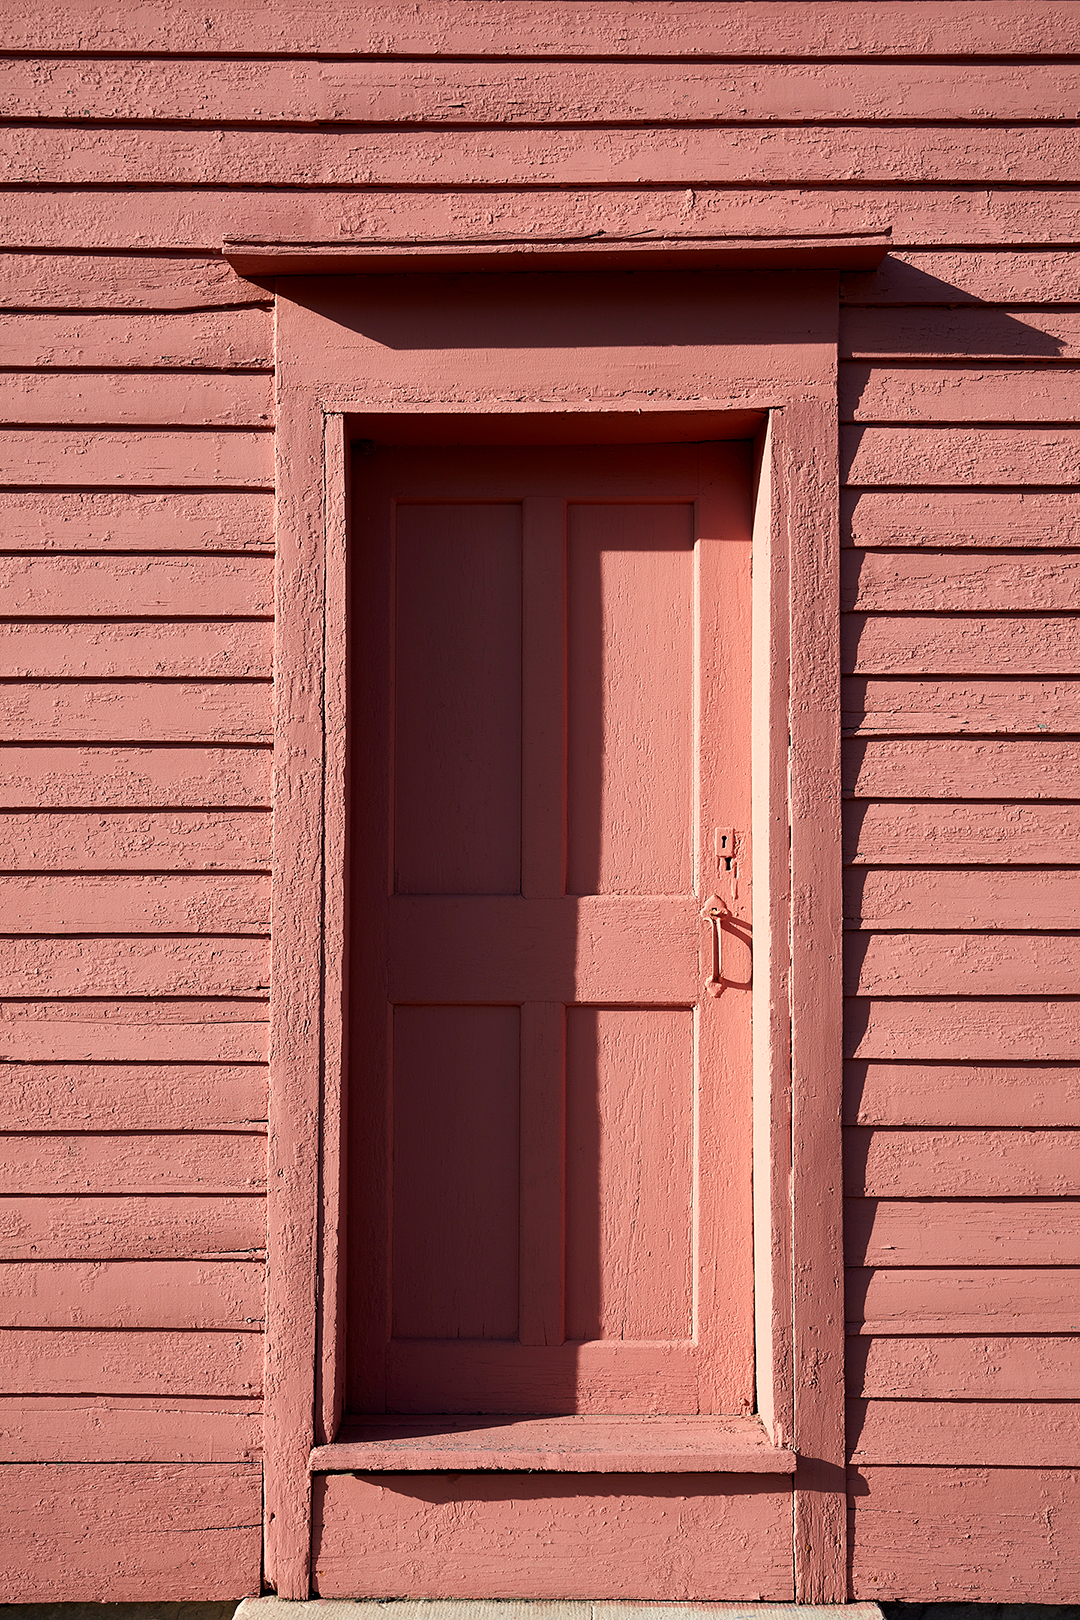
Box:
[0, 937, 269, 997]
[843, 307, 1080, 361]
[7, 59, 1080, 126]
[0, 999, 268, 1064]
[0, 1328, 262, 1397]
[843, 615, 1080, 677]
[845, 1127, 1080, 1197]
[0, 1259, 264, 1329]
[843, 426, 1080, 488]
[0, 553, 272, 616]
[1, 1062, 267, 1132]
[0, 1132, 266, 1196]
[0, 489, 273, 552]
[847, 1198, 1080, 1268]
[851, 1335, 1080, 1400]
[845, 1060, 1080, 1127]
[842, 549, 1080, 612]
[0, 1396, 262, 1464]
[0, 1462, 261, 1600]
[845, 869, 1080, 930]
[844, 738, 1080, 798]
[0, 681, 270, 745]
[847, 1267, 1080, 1335]
[844, 489, 1080, 550]
[841, 365, 1080, 425]
[849, 1400, 1080, 1467]
[0, 309, 270, 370]
[312, 1472, 794, 1601]
[0, 623, 272, 680]
[0, 873, 268, 932]
[845, 802, 1080, 867]
[844, 677, 1080, 736]
[847, 998, 1080, 1062]
[0, 252, 267, 311]
[0, 745, 270, 808]
[849, 1467, 1080, 1601]
[0, 371, 273, 428]
[0, 1193, 266, 1260]
[0, 810, 270, 872]
[0, 428, 273, 489]
[843, 250, 1080, 307]
[847, 931, 1080, 996]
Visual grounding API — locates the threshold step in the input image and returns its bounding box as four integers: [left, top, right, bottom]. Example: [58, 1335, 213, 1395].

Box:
[240, 1604, 883, 1620]
[309, 1413, 796, 1474]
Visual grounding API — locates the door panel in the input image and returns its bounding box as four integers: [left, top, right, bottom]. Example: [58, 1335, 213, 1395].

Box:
[347, 441, 753, 1418]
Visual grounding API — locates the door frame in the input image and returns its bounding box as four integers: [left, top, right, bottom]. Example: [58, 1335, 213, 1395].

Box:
[260, 258, 857, 1602]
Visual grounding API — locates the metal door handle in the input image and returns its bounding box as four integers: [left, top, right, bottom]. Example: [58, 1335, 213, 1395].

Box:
[700, 893, 729, 998]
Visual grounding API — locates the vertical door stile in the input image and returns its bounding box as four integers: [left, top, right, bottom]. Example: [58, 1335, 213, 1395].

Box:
[519, 495, 568, 1350]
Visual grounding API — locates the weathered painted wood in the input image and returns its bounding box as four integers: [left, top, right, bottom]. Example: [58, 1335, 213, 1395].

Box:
[841, 364, 1080, 425]
[2, 1061, 267, 1132]
[843, 306, 1080, 361]
[0, 1396, 262, 1464]
[0, 999, 269, 1064]
[847, 931, 1080, 996]
[0, 745, 270, 808]
[851, 1335, 1080, 1400]
[849, 1400, 1080, 1467]
[0, 371, 273, 428]
[0, 938, 270, 998]
[847, 1198, 1080, 1267]
[11, 3, 1078, 56]
[849, 1467, 1080, 1601]
[847, 998, 1080, 1062]
[0, 1132, 266, 1196]
[0, 553, 272, 618]
[12, 126, 1080, 190]
[844, 489, 1080, 549]
[845, 869, 1080, 930]
[845, 1059, 1080, 1128]
[843, 615, 1080, 676]
[0, 1328, 262, 1396]
[844, 738, 1080, 798]
[0, 810, 271, 872]
[0, 683, 270, 745]
[843, 250, 1080, 307]
[845, 802, 1080, 866]
[0, 623, 272, 680]
[0, 873, 268, 933]
[0, 1259, 265, 1328]
[842, 549, 1080, 611]
[6, 60, 1080, 126]
[0, 428, 273, 489]
[0, 1462, 261, 1600]
[844, 426, 1080, 487]
[312, 1472, 794, 1601]
[847, 1266, 1080, 1335]
[845, 1126, 1080, 1197]
[844, 677, 1080, 736]
[0, 252, 266, 311]
[0, 1193, 266, 1259]
[0, 309, 271, 369]
[0, 489, 274, 552]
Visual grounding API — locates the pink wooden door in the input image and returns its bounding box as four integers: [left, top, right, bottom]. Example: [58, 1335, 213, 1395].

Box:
[348, 440, 753, 1419]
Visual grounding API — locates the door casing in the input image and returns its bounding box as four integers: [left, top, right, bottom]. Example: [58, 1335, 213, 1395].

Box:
[265, 264, 846, 1600]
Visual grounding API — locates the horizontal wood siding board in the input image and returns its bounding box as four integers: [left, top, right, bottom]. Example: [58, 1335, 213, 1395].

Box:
[0, 746, 270, 808]
[847, 931, 1080, 996]
[0, 1328, 262, 1397]
[845, 869, 1080, 930]
[0, 684, 270, 745]
[0, 1396, 262, 1464]
[0, 310, 271, 369]
[0, 1132, 266, 1196]
[843, 251, 1080, 308]
[9, 4, 1080, 55]
[0, 1194, 266, 1260]
[0, 555, 272, 618]
[844, 1126, 1080, 1197]
[0, 811, 271, 873]
[0, 938, 270, 998]
[843, 677, 1080, 737]
[0, 874, 268, 933]
[0, 490, 274, 552]
[14, 127, 1080, 190]
[0, 1462, 261, 1600]
[844, 738, 1080, 798]
[843, 427, 1080, 488]
[845, 803, 1080, 867]
[850, 1335, 1080, 1400]
[0, 372, 274, 429]
[0, 253, 268, 312]
[6, 61, 1080, 127]
[843, 616, 1080, 676]
[847, 1266, 1080, 1335]
[849, 1467, 1080, 1602]
[847, 1197, 1080, 1267]
[0, 1259, 265, 1329]
[0, 624, 272, 680]
[845, 1059, 1080, 1128]
[847, 997, 1080, 1062]
[0, 429, 273, 489]
[842, 307, 1080, 362]
[843, 490, 1080, 549]
[842, 550, 1080, 612]
[841, 365, 1080, 426]
[0, 1000, 269, 1064]
[849, 1400, 1080, 1468]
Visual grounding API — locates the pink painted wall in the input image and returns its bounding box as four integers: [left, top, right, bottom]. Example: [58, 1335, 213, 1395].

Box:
[1, 0, 1078, 1602]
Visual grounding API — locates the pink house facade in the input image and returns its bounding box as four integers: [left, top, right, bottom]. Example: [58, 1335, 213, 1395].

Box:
[2, 2, 1079, 1605]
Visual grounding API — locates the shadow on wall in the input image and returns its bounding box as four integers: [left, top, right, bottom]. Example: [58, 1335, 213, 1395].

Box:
[882, 1607, 1080, 1620]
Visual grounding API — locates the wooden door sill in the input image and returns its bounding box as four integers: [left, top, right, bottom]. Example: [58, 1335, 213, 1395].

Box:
[309, 1413, 795, 1475]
